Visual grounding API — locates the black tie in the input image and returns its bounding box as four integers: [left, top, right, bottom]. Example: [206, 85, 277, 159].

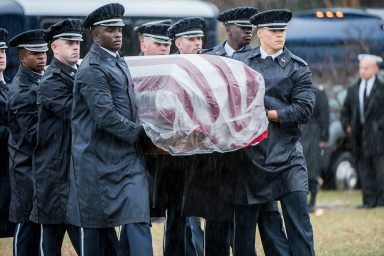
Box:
[0, 80, 4, 85]
[363, 81, 369, 114]
[265, 56, 273, 61]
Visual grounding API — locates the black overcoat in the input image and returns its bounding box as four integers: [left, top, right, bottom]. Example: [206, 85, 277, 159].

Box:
[181, 43, 253, 221]
[0, 78, 15, 236]
[301, 87, 329, 179]
[231, 47, 315, 205]
[7, 65, 41, 222]
[30, 58, 76, 224]
[67, 44, 150, 228]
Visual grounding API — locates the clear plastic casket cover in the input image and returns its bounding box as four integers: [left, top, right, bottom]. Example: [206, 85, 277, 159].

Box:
[125, 54, 268, 156]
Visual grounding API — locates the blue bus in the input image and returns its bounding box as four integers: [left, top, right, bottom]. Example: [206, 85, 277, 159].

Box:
[0, 0, 219, 78]
[285, 8, 384, 83]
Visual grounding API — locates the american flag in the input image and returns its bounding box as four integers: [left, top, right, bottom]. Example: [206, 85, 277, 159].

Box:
[125, 54, 268, 155]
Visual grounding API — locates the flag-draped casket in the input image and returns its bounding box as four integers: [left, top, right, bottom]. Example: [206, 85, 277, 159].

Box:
[125, 54, 268, 155]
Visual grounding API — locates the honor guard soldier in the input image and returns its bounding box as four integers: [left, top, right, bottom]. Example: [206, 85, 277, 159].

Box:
[0, 28, 10, 84]
[232, 9, 316, 255]
[134, 20, 172, 55]
[185, 7, 289, 256]
[134, 22, 171, 219]
[136, 22, 172, 56]
[131, 19, 171, 253]
[168, 17, 205, 54]
[204, 6, 258, 56]
[7, 29, 48, 256]
[67, 3, 153, 256]
[30, 19, 83, 255]
[150, 17, 206, 256]
[0, 28, 16, 239]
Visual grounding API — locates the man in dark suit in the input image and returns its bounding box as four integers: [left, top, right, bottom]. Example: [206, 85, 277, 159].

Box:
[341, 54, 384, 208]
[67, 3, 152, 256]
[232, 9, 316, 256]
[7, 29, 48, 256]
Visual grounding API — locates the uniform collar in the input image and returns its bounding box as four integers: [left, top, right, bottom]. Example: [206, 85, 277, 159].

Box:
[18, 64, 43, 85]
[99, 45, 119, 57]
[224, 42, 236, 57]
[260, 47, 283, 60]
[50, 57, 77, 78]
[211, 42, 227, 56]
[248, 47, 291, 68]
[91, 43, 120, 66]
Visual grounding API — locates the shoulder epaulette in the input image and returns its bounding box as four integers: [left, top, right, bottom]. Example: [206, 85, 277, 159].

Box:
[290, 53, 308, 66]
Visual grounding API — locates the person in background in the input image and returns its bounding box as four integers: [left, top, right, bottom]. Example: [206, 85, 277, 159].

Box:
[67, 3, 153, 256]
[0, 28, 15, 239]
[7, 29, 48, 256]
[301, 84, 329, 213]
[30, 18, 83, 255]
[341, 54, 384, 208]
[232, 9, 316, 255]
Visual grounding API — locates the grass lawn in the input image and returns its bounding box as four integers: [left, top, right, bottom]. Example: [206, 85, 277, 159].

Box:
[1, 190, 383, 255]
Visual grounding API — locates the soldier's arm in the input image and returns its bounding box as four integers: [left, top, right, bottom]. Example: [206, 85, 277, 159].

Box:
[8, 89, 37, 145]
[275, 65, 315, 126]
[78, 66, 143, 144]
[38, 72, 72, 120]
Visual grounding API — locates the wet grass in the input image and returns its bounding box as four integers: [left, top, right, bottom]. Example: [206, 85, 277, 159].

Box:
[0, 190, 383, 256]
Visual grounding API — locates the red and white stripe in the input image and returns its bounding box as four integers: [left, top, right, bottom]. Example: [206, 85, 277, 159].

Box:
[125, 54, 268, 155]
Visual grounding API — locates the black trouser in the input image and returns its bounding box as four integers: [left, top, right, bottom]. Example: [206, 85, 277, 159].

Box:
[205, 201, 289, 256]
[234, 192, 314, 256]
[80, 227, 120, 256]
[204, 219, 231, 256]
[257, 202, 290, 256]
[119, 223, 153, 256]
[13, 222, 40, 256]
[358, 154, 384, 207]
[39, 223, 80, 256]
[279, 191, 315, 256]
[164, 206, 204, 256]
[232, 202, 290, 256]
[163, 206, 186, 256]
